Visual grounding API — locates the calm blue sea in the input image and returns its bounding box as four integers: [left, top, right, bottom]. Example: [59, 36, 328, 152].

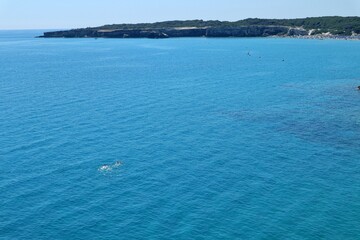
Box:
[1, 30, 360, 240]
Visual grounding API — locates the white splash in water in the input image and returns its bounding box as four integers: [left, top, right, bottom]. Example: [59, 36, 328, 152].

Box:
[98, 161, 122, 172]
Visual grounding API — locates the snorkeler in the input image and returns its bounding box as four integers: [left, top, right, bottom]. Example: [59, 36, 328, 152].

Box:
[113, 161, 122, 167]
[99, 164, 111, 171]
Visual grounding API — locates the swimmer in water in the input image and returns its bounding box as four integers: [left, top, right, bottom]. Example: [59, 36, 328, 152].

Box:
[113, 161, 122, 167]
[99, 164, 111, 171]
[99, 161, 122, 172]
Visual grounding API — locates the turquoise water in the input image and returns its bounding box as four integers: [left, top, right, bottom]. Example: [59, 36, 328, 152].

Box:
[1, 31, 360, 240]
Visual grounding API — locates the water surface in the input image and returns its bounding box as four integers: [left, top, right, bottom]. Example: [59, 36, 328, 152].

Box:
[1, 31, 360, 239]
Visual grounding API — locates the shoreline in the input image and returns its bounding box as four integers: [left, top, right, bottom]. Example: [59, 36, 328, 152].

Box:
[272, 35, 360, 41]
[38, 35, 360, 41]
[40, 17, 360, 40]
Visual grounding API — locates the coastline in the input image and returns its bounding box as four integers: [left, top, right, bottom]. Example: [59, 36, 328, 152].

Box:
[271, 34, 360, 41]
[38, 34, 360, 41]
[39, 29, 360, 41]
[39, 17, 360, 40]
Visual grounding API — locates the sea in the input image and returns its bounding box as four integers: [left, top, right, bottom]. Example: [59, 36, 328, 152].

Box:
[1, 30, 360, 240]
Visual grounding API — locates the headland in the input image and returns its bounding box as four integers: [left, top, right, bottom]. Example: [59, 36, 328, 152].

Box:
[40, 17, 360, 39]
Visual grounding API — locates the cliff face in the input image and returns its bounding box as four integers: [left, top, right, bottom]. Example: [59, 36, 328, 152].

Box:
[41, 26, 309, 39]
[206, 26, 292, 37]
[40, 17, 360, 38]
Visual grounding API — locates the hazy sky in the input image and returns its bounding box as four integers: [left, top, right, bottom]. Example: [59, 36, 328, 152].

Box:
[1, 0, 360, 29]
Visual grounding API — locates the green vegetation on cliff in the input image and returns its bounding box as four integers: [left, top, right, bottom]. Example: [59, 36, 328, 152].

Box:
[90, 16, 360, 35]
[42, 16, 360, 39]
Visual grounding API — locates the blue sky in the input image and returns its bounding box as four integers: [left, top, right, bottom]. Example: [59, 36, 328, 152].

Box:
[1, 0, 360, 29]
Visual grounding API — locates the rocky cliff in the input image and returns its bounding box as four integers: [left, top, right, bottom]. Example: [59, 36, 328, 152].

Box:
[40, 17, 360, 38]
[41, 26, 309, 39]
